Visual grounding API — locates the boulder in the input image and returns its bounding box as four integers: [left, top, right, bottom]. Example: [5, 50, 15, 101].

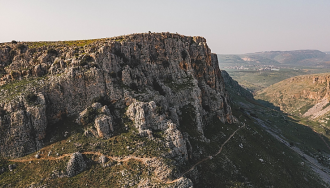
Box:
[66, 152, 86, 177]
[94, 114, 113, 138]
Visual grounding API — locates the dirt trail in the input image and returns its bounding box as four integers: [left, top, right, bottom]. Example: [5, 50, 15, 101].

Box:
[8, 154, 72, 162]
[8, 124, 245, 185]
[9, 151, 154, 164]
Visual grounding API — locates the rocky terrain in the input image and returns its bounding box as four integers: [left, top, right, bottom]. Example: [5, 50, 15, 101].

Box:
[0, 33, 328, 187]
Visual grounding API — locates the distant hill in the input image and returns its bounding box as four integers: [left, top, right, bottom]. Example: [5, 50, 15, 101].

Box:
[252, 50, 327, 65]
[219, 50, 330, 67]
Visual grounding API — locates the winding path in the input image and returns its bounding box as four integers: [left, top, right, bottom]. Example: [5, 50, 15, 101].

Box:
[166, 124, 245, 184]
[8, 124, 245, 185]
[8, 152, 154, 164]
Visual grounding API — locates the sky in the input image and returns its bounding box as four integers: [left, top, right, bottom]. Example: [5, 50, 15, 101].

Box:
[0, 0, 329, 54]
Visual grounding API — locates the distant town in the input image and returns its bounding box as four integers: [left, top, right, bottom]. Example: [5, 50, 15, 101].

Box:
[221, 65, 302, 71]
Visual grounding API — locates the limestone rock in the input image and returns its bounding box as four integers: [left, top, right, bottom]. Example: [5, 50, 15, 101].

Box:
[0, 33, 233, 162]
[0, 93, 47, 158]
[167, 177, 193, 188]
[66, 152, 86, 177]
[99, 155, 107, 164]
[126, 101, 168, 134]
[94, 114, 113, 138]
[8, 164, 16, 172]
[164, 122, 188, 162]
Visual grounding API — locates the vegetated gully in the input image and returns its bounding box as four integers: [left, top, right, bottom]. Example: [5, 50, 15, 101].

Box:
[8, 123, 246, 184]
[253, 117, 330, 186]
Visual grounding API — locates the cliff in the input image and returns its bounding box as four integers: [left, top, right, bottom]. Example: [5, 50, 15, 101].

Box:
[1, 33, 326, 188]
[221, 70, 253, 100]
[0, 33, 235, 186]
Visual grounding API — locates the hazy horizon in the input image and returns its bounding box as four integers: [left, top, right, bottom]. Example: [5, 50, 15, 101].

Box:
[1, 0, 329, 54]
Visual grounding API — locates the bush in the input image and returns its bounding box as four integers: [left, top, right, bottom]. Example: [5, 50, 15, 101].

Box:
[47, 48, 58, 56]
[82, 107, 98, 126]
[26, 93, 38, 105]
[17, 44, 27, 53]
[152, 79, 166, 96]
[150, 52, 158, 62]
[10, 71, 20, 79]
[114, 49, 128, 63]
[130, 55, 140, 68]
[0, 157, 7, 168]
[0, 108, 6, 117]
[130, 83, 139, 91]
[162, 60, 170, 68]
[181, 50, 188, 61]
[80, 54, 94, 66]
[11, 40, 17, 44]
[110, 71, 117, 78]
[92, 96, 110, 106]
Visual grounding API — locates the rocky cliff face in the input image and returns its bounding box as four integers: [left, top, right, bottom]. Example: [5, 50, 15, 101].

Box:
[221, 70, 253, 100]
[0, 33, 233, 160]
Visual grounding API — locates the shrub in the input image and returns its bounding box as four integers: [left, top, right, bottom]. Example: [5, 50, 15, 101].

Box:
[162, 60, 170, 68]
[181, 50, 188, 61]
[150, 52, 158, 62]
[110, 71, 117, 78]
[11, 40, 17, 44]
[26, 93, 38, 105]
[47, 48, 58, 56]
[17, 44, 27, 53]
[130, 55, 140, 68]
[0, 108, 6, 117]
[152, 79, 166, 96]
[130, 83, 138, 91]
[10, 71, 20, 79]
[114, 49, 128, 63]
[80, 54, 94, 66]
[92, 96, 110, 106]
[82, 107, 98, 126]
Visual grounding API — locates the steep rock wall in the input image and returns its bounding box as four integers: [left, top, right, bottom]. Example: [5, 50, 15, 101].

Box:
[0, 33, 233, 158]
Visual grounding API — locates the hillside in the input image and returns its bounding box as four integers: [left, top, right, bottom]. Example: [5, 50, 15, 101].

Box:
[253, 50, 328, 65]
[256, 73, 330, 139]
[0, 33, 328, 187]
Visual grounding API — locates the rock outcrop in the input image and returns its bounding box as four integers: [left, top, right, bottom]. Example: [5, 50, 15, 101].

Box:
[66, 152, 86, 177]
[126, 100, 188, 162]
[0, 33, 233, 163]
[76, 102, 114, 138]
[0, 93, 47, 157]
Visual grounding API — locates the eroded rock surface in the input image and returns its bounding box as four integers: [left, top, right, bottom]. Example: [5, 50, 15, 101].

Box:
[0, 33, 233, 171]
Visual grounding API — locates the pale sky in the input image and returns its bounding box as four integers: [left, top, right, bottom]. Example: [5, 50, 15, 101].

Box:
[0, 0, 329, 54]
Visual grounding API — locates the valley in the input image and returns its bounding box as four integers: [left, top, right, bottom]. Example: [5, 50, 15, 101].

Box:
[220, 50, 330, 187]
